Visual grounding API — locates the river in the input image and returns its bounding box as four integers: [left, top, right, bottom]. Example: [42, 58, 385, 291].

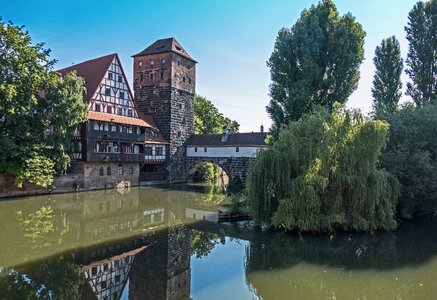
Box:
[0, 186, 436, 299]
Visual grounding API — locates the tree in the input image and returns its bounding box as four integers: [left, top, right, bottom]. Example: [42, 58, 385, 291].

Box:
[247, 105, 399, 233]
[371, 36, 403, 118]
[267, 0, 365, 133]
[381, 103, 437, 218]
[194, 95, 239, 134]
[0, 20, 87, 187]
[405, 0, 437, 106]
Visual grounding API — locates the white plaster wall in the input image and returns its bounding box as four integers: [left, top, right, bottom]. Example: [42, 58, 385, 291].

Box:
[186, 146, 262, 158]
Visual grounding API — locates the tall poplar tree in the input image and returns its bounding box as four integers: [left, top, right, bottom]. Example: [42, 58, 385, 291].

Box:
[371, 36, 403, 118]
[405, 0, 437, 106]
[267, 0, 365, 133]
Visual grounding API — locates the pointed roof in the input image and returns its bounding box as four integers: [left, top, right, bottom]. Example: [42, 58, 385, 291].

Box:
[132, 37, 197, 63]
[57, 53, 116, 102]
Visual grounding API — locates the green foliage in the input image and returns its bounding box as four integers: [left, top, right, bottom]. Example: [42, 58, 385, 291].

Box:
[0, 20, 87, 187]
[194, 95, 239, 134]
[247, 105, 399, 233]
[405, 0, 437, 106]
[371, 36, 403, 118]
[190, 230, 220, 258]
[267, 0, 365, 133]
[381, 104, 437, 217]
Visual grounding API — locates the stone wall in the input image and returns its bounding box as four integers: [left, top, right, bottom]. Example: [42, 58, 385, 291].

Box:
[80, 162, 140, 190]
[186, 156, 255, 191]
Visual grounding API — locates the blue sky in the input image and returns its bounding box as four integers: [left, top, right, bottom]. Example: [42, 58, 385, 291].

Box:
[3, 0, 419, 131]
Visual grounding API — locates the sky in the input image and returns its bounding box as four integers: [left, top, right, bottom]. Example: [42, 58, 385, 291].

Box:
[2, 0, 420, 132]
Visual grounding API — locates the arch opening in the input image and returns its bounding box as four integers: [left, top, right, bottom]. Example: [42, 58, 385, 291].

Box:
[187, 161, 229, 194]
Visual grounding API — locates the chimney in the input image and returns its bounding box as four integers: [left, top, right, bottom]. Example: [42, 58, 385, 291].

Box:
[221, 126, 229, 143]
[260, 124, 264, 133]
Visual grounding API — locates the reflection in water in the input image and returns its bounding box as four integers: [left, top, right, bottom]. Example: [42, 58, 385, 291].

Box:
[1, 187, 437, 299]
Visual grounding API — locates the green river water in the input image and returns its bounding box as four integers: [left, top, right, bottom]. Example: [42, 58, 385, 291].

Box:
[0, 186, 436, 299]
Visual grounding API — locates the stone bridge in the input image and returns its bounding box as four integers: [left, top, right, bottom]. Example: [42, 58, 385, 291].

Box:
[185, 132, 267, 191]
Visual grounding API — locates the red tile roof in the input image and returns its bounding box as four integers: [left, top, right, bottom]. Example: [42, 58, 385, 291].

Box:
[57, 53, 116, 102]
[88, 111, 153, 127]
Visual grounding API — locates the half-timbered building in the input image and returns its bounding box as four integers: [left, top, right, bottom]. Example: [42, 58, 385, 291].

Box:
[58, 53, 167, 189]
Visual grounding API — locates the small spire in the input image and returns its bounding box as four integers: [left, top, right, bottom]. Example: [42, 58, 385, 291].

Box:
[260, 124, 264, 133]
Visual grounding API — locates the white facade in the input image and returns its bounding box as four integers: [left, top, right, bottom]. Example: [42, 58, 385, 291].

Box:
[186, 146, 263, 158]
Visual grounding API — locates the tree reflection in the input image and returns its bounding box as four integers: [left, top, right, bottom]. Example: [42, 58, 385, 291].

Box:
[245, 219, 437, 272]
[0, 256, 84, 300]
[190, 230, 220, 258]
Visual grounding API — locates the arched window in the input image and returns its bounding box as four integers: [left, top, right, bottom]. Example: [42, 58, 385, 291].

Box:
[99, 167, 104, 176]
[118, 164, 123, 175]
[107, 166, 111, 176]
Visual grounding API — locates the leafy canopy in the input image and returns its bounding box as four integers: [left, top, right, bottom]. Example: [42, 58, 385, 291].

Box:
[267, 0, 365, 133]
[381, 103, 437, 218]
[405, 0, 437, 106]
[0, 19, 87, 187]
[371, 36, 403, 118]
[247, 105, 399, 233]
[194, 95, 239, 134]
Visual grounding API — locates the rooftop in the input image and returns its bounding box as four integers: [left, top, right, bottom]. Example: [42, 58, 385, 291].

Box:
[187, 132, 268, 147]
[132, 37, 197, 62]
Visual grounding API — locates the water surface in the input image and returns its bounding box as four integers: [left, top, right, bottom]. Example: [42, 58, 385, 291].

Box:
[1, 186, 436, 299]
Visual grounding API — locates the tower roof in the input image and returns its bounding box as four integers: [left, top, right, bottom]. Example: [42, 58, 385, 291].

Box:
[57, 53, 116, 102]
[132, 37, 197, 63]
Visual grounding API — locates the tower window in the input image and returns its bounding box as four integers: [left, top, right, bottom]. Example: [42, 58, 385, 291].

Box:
[178, 131, 181, 137]
[189, 78, 191, 84]
[140, 74, 143, 81]
[183, 77, 186, 83]
[150, 73, 153, 81]
[138, 61, 143, 68]
[161, 59, 166, 64]
[176, 60, 180, 66]
[188, 64, 191, 70]
[150, 60, 155, 66]
[161, 72, 164, 79]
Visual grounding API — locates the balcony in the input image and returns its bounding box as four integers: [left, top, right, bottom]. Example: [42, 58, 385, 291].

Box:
[88, 152, 144, 162]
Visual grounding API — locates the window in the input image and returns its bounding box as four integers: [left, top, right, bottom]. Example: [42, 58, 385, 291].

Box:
[150, 73, 153, 81]
[161, 72, 164, 79]
[107, 166, 111, 176]
[130, 166, 134, 174]
[204, 147, 207, 152]
[108, 72, 113, 80]
[236, 146, 240, 152]
[145, 146, 153, 155]
[91, 267, 97, 276]
[107, 106, 112, 114]
[120, 92, 125, 99]
[161, 58, 166, 64]
[118, 164, 123, 175]
[118, 75, 122, 82]
[128, 126, 133, 133]
[179, 103, 183, 109]
[188, 64, 191, 69]
[189, 78, 191, 84]
[111, 124, 117, 132]
[117, 107, 122, 115]
[99, 167, 104, 176]
[128, 109, 133, 117]
[176, 60, 180, 66]
[177, 131, 181, 137]
[140, 74, 143, 81]
[101, 281, 107, 289]
[156, 147, 163, 156]
[183, 76, 186, 83]
[150, 60, 155, 66]
[138, 61, 143, 68]
[104, 123, 109, 131]
[105, 88, 111, 96]
[194, 147, 197, 152]
[95, 104, 101, 112]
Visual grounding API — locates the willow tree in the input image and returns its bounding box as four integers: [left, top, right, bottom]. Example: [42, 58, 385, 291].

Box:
[247, 105, 399, 232]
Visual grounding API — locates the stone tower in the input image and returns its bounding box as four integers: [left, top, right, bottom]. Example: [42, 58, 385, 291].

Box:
[132, 38, 196, 182]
